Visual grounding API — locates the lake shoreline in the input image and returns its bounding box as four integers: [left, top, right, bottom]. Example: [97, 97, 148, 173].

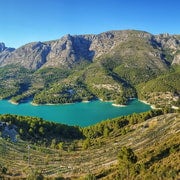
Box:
[9, 98, 153, 109]
[139, 99, 156, 109]
[8, 100, 19, 105]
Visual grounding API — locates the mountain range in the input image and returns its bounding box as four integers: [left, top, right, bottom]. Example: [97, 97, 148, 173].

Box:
[0, 30, 180, 69]
[0, 30, 179, 107]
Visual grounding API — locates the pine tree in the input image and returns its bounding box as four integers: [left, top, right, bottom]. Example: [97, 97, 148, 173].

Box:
[118, 146, 137, 179]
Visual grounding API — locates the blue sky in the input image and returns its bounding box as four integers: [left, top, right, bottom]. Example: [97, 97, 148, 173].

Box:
[1, 0, 180, 48]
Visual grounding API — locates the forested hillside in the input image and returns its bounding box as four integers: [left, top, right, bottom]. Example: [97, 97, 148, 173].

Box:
[0, 30, 179, 107]
[137, 66, 180, 108]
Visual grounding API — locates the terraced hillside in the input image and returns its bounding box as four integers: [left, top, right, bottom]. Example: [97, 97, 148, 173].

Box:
[0, 112, 179, 179]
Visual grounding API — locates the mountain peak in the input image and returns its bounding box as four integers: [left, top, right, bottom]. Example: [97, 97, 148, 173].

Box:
[0, 42, 6, 52]
[0, 42, 15, 52]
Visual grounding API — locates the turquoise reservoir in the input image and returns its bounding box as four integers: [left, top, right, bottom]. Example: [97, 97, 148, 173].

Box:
[0, 99, 151, 127]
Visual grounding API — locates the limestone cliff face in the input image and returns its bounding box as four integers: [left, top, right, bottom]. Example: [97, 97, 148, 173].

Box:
[44, 34, 94, 68]
[43, 30, 166, 69]
[88, 30, 152, 58]
[155, 33, 180, 50]
[0, 30, 179, 70]
[0, 42, 50, 70]
[155, 34, 180, 65]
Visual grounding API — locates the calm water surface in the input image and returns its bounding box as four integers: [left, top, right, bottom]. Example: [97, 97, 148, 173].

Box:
[0, 99, 151, 127]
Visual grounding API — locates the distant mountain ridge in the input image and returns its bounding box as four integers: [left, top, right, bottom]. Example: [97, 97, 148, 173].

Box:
[0, 30, 180, 70]
[0, 30, 179, 107]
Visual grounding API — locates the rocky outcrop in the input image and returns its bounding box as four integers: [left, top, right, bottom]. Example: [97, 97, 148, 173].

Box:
[0, 42, 6, 52]
[155, 33, 180, 49]
[0, 121, 18, 142]
[172, 53, 180, 65]
[0, 30, 179, 70]
[0, 42, 15, 53]
[0, 43, 15, 65]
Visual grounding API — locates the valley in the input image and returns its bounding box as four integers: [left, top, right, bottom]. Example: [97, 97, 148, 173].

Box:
[0, 29, 179, 179]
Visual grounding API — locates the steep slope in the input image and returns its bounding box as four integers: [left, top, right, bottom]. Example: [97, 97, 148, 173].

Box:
[98, 35, 169, 85]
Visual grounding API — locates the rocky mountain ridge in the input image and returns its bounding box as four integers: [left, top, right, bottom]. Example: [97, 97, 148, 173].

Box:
[0, 30, 180, 70]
